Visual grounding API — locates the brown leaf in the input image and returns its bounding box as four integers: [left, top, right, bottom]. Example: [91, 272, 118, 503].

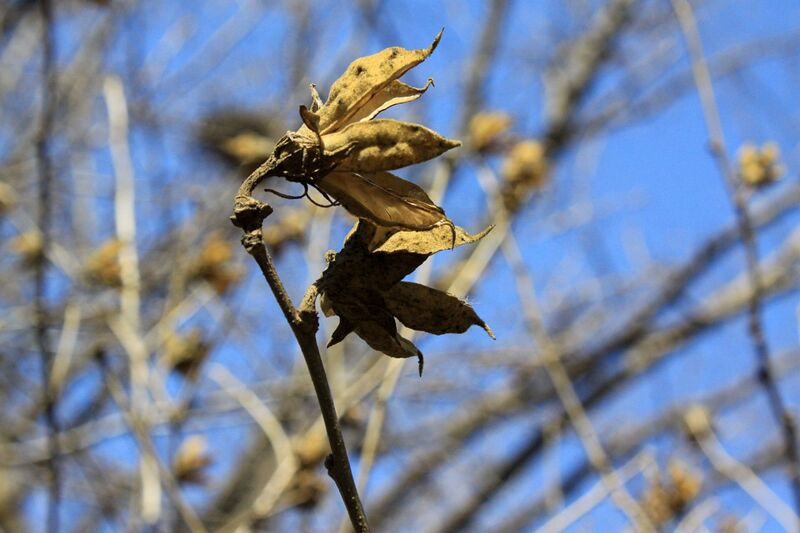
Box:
[372, 223, 494, 255]
[299, 105, 321, 134]
[354, 318, 421, 359]
[317, 30, 442, 134]
[327, 317, 355, 347]
[336, 220, 428, 287]
[323, 119, 460, 173]
[348, 78, 434, 124]
[383, 282, 495, 338]
[315, 171, 445, 229]
[325, 288, 420, 359]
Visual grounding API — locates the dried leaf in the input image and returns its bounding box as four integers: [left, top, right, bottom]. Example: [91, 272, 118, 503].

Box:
[373, 223, 494, 255]
[327, 317, 355, 347]
[384, 282, 495, 338]
[321, 244, 421, 295]
[315, 171, 445, 229]
[319, 291, 336, 317]
[325, 289, 420, 359]
[355, 318, 421, 359]
[323, 119, 460, 172]
[299, 105, 321, 134]
[336, 220, 428, 286]
[349, 78, 434, 124]
[318, 30, 442, 134]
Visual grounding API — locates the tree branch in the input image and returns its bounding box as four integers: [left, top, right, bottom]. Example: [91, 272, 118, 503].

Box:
[672, 0, 800, 519]
[231, 172, 369, 532]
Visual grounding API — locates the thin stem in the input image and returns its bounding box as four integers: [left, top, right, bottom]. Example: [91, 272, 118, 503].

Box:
[35, 1, 60, 531]
[688, 418, 799, 531]
[672, 0, 800, 519]
[232, 175, 369, 532]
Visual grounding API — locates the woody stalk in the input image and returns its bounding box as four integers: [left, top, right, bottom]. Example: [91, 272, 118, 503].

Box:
[231, 30, 492, 532]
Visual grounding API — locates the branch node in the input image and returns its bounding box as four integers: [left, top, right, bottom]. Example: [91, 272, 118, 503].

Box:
[324, 453, 335, 476]
[231, 195, 273, 232]
[297, 284, 320, 333]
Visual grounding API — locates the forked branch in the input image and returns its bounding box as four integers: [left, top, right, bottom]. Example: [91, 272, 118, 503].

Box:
[231, 167, 370, 532]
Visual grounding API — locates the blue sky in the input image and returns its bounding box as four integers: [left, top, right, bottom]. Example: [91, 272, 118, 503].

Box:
[11, 0, 800, 530]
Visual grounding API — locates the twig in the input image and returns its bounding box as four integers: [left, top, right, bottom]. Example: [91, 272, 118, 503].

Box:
[231, 168, 370, 532]
[209, 365, 299, 530]
[672, 0, 800, 519]
[446, 164, 656, 533]
[687, 416, 799, 531]
[346, 159, 455, 521]
[501, 223, 655, 533]
[104, 74, 161, 525]
[459, 0, 511, 132]
[95, 352, 207, 533]
[34, 1, 60, 531]
[537, 450, 654, 533]
[674, 498, 720, 533]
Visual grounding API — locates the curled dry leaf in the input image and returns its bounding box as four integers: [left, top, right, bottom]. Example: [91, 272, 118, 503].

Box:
[349, 78, 433, 124]
[316, 30, 442, 134]
[317, 220, 493, 369]
[324, 120, 460, 173]
[372, 222, 494, 255]
[243, 31, 494, 370]
[384, 281, 495, 338]
[315, 170, 444, 230]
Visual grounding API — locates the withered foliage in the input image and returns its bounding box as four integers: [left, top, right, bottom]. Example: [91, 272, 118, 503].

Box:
[318, 221, 494, 372]
[264, 30, 461, 233]
[252, 31, 494, 366]
[8, 2, 800, 531]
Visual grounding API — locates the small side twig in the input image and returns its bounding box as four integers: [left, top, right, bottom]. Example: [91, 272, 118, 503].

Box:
[672, 0, 800, 519]
[231, 166, 370, 533]
[686, 412, 799, 531]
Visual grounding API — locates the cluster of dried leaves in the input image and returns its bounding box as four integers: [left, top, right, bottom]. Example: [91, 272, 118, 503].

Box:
[253, 31, 495, 369]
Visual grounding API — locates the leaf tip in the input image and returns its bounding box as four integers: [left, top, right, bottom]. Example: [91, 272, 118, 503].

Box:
[299, 105, 321, 135]
[430, 28, 444, 53]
